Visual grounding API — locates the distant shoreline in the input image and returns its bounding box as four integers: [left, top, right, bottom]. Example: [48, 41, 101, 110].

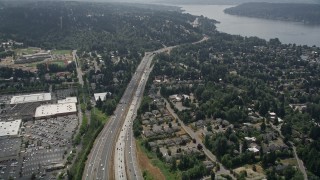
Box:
[224, 2, 320, 25]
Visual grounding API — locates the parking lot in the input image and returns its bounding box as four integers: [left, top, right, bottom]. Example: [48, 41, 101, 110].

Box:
[0, 102, 40, 120]
[0, 159, 20, 180]
[23, 115, 78, 147]
[55, 89, 77, 100]
[22, 147, 67, 177]
[0, 137, 21, 160]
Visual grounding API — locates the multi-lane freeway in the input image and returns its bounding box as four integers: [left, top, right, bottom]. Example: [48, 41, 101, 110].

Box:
[115, 53, 154, 180]
[83, 50, 160, 180]
[83, 37, 208, 180]
[115, 37, 211, 180]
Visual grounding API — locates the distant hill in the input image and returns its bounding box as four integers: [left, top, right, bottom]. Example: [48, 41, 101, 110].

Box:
[157, 0, 320, 5]
[224, 2, 320, 25]
[0, 1, 208, 50]
[1, 0, 319, 4]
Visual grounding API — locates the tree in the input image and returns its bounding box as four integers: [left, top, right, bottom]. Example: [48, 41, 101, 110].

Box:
[211, 171, 215, 180]
[309, 126, 320, 140]
[260, 122, 266, 132]
[281, 123, 292, 136]
[86, 102, 92, 111]
[226, 107, 244, 122]
[96, 97, 103, 109]
[259, 101, 269, 117]
[31, 173, 36, 180]
[156, 146, 162, 159]
[242, 140, 248, 153]
[213, 136, 228, 158]
[252, 165, 257, 172]
[283, 166, 295, 180]
[170, 158, 177, 171]
[195, 111, 205, 120]
[266, 168, 277, 180]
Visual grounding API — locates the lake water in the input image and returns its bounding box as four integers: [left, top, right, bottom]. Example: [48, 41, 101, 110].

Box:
[181, 5, 320, 47]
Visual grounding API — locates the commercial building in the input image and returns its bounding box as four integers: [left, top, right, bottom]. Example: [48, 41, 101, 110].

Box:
[14, 52, 51, 64]
[34, 103, 77, 119]
[57, 97, 77, 104]
[10, 93, 51, 105]
[0, 119, 22, 137]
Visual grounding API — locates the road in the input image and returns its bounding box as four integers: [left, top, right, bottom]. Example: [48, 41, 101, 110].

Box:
[163, 98, 236, 179]
[73, 50, 84, 86]
[115, 50, 171, 180]
[270, 123, 308, 180]
[83, 51, 158, 180]
[113, 36, 211, 180]
[124, 65, 155, 180]
[83, 36, 209, 180]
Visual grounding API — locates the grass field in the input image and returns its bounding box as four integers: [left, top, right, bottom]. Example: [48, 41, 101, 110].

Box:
[280, 158, 298, 166]
[15, 47, 41, 55]
[51, 60, 66, 67]
[93, 107, 109, 124]
[25, 61, 42, 68]
[136, 139, 180, 180]
[24, 60, 65, 68]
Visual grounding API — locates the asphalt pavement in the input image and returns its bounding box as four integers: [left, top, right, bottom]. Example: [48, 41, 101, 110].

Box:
[83, 36, 209, 180]
[83, 52, 154, 180]
[72, 50, 84, 87]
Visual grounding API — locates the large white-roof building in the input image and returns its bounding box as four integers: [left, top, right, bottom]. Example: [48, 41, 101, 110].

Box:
[34, 103, 77, 119]
[0, 120, 22, 137]
[57, 97, 77, 104]
[10, 93, 51, 105]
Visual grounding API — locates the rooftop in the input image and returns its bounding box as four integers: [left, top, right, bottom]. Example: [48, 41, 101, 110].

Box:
[0, 120, 22, 137]
[248, 147, 260, 153]
[10, 93, 51, 105]
[34, 103, 77, 118]
[94, 92, 111, 101]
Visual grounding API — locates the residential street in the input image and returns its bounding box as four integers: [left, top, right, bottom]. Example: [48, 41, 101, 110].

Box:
[270, 123, 307, 180]
[163, 98, 236, 179]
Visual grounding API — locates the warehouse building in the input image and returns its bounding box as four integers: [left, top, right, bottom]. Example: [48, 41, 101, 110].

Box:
[34, 103, 77, 119]
[0, 119, 22, 137]
[14, 52, 51, 64]
[10, 93, 51, 105]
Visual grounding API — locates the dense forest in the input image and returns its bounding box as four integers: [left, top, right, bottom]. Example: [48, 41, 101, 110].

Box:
[0, 1, 216, 52]
[224, 2, 320, 25]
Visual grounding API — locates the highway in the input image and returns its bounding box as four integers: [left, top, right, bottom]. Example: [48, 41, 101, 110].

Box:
[83, 36, 209, 180]
[118, 37, 210, 180]
[115, 56, 154, 180]
[115, 45, 183, 180]
[83, 51, 157, 180]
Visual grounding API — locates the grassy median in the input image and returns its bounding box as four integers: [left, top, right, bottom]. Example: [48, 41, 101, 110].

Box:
[69, 108, 109, 180]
